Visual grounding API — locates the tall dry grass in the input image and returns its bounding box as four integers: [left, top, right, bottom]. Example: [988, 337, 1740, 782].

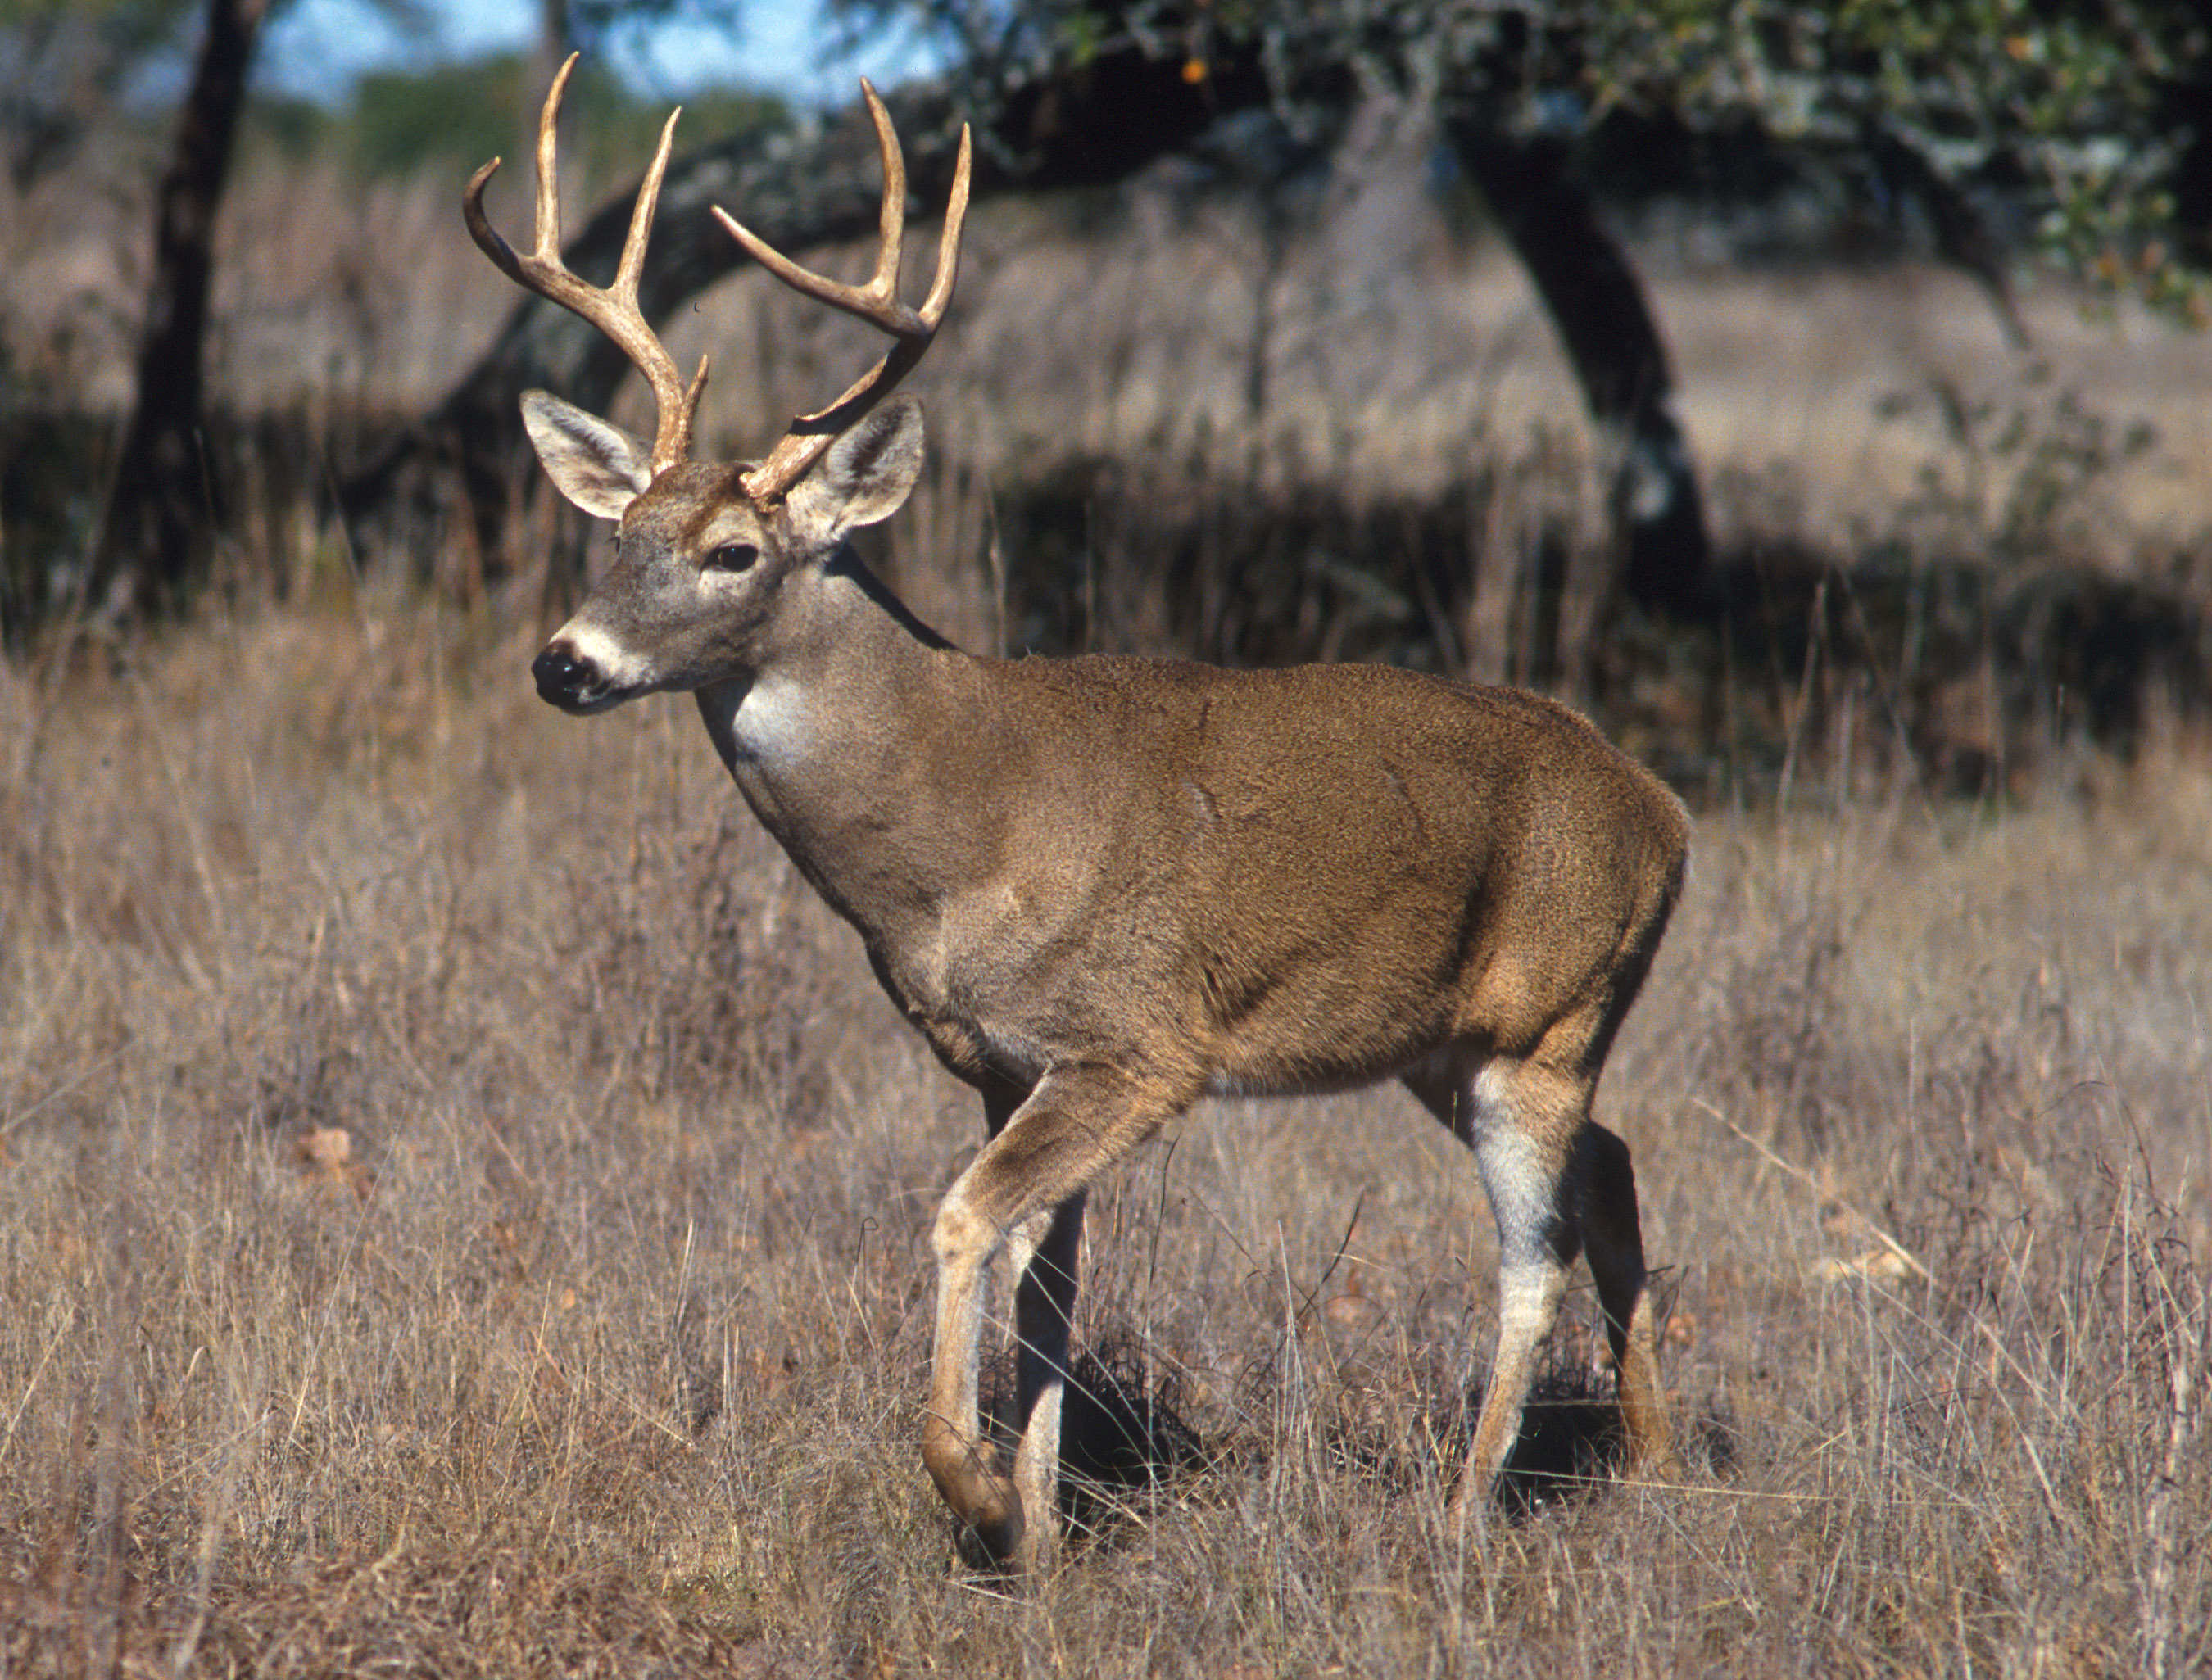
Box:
[0, 550, 2206, 1673]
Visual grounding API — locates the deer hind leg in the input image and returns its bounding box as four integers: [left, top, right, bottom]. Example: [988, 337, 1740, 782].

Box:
[1463, 1062, 1592, 1509]
[1406, 1057, 1584, 1511]
[1408, 1056, 1679, 1510]
[1576, 1120, 1682, 1479]
[924, 1063, 1185, 1572]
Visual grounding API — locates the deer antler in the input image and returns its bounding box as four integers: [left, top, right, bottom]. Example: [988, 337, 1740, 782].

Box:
[715, 81, 972, 507]
[464, 53, 709, 478]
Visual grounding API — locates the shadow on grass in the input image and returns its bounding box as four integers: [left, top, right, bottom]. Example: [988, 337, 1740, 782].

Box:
[979, 1335, 1735, 1565]
[981, 1335, 1211, 1547]
[1482, 1367, 1736, 1516]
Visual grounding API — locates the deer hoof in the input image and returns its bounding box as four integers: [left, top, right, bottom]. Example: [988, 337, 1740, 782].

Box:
[952, 1488, 1025, 1569]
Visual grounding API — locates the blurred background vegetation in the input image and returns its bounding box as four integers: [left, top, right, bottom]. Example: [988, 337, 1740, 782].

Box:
[245, 55, 786, 182]
[1, 0, 2207, 787]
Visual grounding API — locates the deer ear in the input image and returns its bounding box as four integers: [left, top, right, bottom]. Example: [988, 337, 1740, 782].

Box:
[788, 394, 924, 538]
[522, 390, 655, 520]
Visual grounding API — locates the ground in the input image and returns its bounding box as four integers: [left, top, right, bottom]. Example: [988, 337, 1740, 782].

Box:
[1, 593, 2205, 1675]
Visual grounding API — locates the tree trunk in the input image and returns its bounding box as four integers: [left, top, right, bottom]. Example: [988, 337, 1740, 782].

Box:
[90, 0, 268, 618]
[1447, 121, 1713, 617]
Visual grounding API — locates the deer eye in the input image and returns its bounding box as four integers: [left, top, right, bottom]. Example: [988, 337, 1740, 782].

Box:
[703, 543, 758, 573]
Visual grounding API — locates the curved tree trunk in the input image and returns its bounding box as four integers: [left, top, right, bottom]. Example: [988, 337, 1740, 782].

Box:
[1446, 121, 1712, 617]
[90, 0, 268, 618]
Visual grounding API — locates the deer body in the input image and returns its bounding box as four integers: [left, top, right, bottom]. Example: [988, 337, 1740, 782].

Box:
[697, 616, 1679, 1106]
[476, 61, 1688, 1574]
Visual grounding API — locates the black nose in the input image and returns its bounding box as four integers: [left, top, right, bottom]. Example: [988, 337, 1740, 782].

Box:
[533, 642, 592, 704]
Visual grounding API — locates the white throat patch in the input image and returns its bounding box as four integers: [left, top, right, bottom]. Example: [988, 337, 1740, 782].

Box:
[731, 674, 812, 766]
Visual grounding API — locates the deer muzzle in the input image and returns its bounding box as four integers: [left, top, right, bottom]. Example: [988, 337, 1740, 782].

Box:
[533, 640, 603, 712]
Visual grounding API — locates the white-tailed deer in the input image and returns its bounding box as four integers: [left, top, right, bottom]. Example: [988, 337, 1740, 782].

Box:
[471, 59, 1689, 1573]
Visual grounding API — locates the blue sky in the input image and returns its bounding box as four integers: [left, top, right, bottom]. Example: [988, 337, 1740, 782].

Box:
[258, 0, 941, 106]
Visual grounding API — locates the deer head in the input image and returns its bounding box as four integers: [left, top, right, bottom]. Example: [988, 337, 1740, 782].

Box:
[465, 56, 971, 713]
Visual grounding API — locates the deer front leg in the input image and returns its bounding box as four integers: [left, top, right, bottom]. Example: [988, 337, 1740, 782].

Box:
[923, 1062, 1185, 1571]
[1009, 1191, 1086, 1569]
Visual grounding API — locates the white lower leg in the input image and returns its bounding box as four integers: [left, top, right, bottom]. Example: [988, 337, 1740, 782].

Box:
[924, 1193, 1021, 1553]
[1459, 1074, 1575, 1504]
[1012, 1379, 1065, 1569]
[1462, 1255, 1569, 1497]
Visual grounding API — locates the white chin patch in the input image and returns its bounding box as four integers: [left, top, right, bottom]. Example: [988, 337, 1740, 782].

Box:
[561, 622, 655, 691]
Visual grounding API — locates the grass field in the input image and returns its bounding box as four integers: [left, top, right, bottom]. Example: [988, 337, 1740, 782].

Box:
[4, 103, 2211, 1677]
[0, 570, 2205, 1675]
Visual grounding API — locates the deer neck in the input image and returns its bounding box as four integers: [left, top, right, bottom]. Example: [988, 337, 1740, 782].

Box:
[692, 547, 994, 938]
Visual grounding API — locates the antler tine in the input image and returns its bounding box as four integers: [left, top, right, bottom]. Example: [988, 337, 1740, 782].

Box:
[718, 82, 923, 337]
[917, 120, 972, 329]
[463, 52, 708, 476]
[718, 84, 973, 506]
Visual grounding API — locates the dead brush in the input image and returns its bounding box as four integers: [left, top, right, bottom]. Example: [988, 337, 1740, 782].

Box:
[534, 790, 844, 1139]
[2, 487, 2211, 1666]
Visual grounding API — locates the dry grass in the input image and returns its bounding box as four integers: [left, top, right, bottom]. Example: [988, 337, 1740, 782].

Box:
[1, 563, 2207, 1675]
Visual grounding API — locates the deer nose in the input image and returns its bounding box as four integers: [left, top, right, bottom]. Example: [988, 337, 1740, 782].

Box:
[533, 641, 593, 705]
